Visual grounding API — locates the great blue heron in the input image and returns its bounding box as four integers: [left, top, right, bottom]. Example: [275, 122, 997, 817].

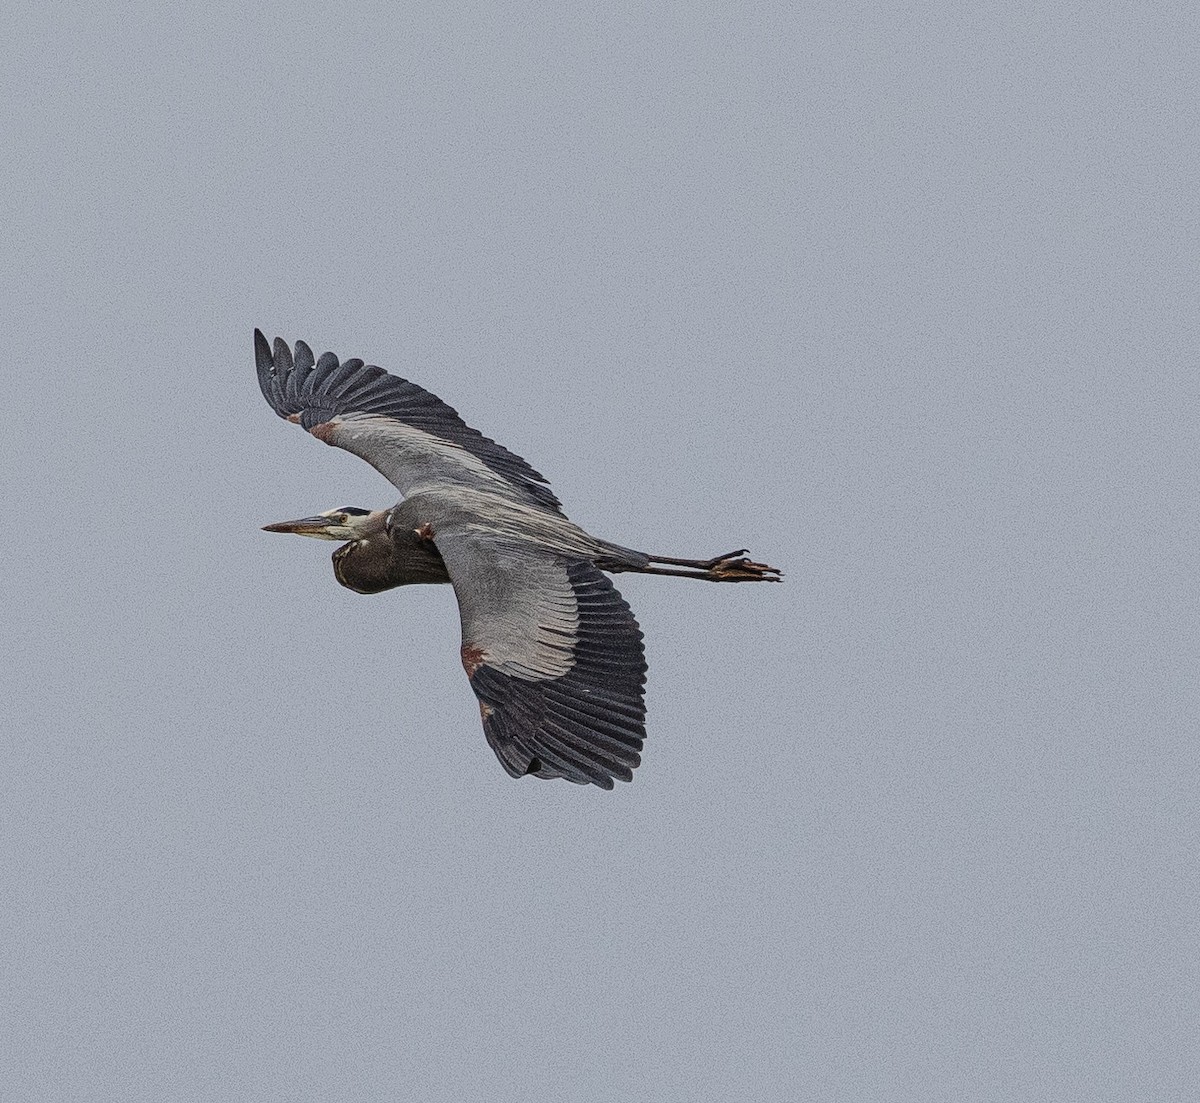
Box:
[256, 331, 780, 789]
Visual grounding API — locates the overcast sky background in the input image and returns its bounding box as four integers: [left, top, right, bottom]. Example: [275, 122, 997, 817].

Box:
[2, 3, 1196, 1100]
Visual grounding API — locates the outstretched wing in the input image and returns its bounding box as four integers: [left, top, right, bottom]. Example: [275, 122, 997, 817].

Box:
[433, 527, 647, 789]
[254, 331, 564, 514]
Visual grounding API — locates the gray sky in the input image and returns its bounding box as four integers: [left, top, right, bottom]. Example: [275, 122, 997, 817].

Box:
[3, 2, 1196, 1100]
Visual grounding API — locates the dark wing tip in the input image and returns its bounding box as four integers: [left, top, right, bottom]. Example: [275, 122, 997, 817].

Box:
[253, 329, 273, 371]
[254, 329, 284, 412]
[294, 339, 315, 372]
[272, 336, 294, 374]
[255, 332, 318, 420]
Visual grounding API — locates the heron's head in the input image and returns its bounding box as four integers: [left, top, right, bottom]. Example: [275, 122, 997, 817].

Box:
[262, 506, 376, 541]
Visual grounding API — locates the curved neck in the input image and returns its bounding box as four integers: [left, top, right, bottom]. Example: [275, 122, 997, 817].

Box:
[332, 517, 450, 594]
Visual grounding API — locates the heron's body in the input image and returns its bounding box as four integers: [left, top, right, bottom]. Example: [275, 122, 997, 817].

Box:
[256, 331, 779, 789]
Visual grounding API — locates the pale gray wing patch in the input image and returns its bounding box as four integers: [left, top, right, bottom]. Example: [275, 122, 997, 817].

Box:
[254, 330, 564, 513]
[434, 532, 647, 790]
[437, 536, 580, 681]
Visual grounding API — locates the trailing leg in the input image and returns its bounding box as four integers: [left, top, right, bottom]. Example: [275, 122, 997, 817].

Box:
[603, 548, 781, 583]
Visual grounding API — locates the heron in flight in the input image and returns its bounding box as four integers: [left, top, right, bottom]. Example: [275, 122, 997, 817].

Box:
[256, 331, 780, 789]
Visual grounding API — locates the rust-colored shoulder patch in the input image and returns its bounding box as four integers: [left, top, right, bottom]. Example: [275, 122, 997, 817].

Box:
[287, 413, 302, 424]
[461, 643, 487, 676]
[414, 522, 435, 541]
[309, 421, 338, 444]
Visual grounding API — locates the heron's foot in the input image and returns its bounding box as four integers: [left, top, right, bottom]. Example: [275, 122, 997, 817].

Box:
[706, 554, 782, 583]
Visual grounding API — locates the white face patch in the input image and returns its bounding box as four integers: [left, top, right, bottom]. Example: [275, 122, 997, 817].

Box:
[301, 507, 383, 542]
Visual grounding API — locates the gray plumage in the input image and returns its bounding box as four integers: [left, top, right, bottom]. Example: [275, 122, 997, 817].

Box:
[256, 331, 780, 789]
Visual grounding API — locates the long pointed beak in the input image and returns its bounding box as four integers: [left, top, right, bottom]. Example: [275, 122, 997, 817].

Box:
[262, 516, 340, 538]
